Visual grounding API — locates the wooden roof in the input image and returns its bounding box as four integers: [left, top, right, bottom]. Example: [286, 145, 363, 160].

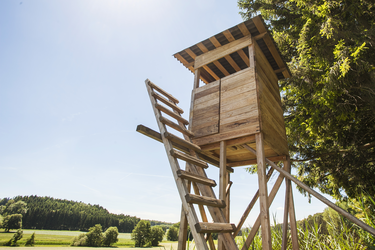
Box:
[174, 15, 291, 84]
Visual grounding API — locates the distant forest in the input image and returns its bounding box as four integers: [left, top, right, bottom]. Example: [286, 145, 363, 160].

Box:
[0, 196, 170, 232]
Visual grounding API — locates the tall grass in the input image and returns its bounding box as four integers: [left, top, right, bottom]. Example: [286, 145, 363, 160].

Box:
[237, 205, 374, 250]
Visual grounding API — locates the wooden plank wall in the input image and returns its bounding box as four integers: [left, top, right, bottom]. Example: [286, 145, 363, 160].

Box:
[191, 80, 220, 138]
[254, 42, 289, 156]
[220, 67, 260, 137]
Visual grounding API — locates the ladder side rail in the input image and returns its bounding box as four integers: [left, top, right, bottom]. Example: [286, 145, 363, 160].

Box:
[165, 79, 239, 250]
[145, 79, 209, 250]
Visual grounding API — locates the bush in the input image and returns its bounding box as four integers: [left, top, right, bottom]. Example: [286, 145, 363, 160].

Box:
[4, 229, 23, 246]
[71, 233, 88, 246]
[86, 224, 103, 247]
[132, 220, 151, 247]
[25, 232, 35, 246]
[167, 226, 178, 241]
[102, 226, 119, 246]
[150, 226, 165, 246]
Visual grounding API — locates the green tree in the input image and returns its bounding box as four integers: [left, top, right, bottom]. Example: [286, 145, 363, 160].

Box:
[238, 0, 375, 200]
[150, 226, 165, 246]
[102, 226, 119, 246]
[6, 201, 28, 215]
[166, 226, 178, 241]
[86, 224, 103, 247]
[131, 220, 151, 247]
[2, 214, 22, 232]
[25, 232, 36, 246]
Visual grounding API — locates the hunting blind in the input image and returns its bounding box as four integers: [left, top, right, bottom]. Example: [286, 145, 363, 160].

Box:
[137, 15, 375, 250]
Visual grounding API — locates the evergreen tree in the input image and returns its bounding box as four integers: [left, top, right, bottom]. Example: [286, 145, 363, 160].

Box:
[238, 0, 375, 200]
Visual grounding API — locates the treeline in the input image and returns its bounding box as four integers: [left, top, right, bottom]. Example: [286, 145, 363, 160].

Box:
[1, 196, 141, 232]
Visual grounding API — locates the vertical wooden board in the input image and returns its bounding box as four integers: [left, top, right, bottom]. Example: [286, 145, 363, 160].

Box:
[220, 68, 260, 135]
[254, 43, 289, 156]
[192, 80, 220, 138]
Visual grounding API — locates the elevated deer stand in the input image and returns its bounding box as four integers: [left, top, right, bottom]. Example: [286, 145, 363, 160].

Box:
[137, 15, 375, 250]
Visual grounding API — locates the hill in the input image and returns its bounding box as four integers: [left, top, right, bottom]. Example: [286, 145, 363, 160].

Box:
[1, 196, 172, 232]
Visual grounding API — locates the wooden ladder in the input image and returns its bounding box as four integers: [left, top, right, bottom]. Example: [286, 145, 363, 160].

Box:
[145, 79, 238, 250]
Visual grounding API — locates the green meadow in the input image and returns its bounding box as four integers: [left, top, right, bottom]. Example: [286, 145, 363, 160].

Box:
[0, 229, 134, 247]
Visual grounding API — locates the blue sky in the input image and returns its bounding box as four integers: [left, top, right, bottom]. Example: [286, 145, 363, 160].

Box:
[0, 0, 332, 225]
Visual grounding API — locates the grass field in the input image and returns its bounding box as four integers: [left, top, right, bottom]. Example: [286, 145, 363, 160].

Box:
[0, 229, 135, 247]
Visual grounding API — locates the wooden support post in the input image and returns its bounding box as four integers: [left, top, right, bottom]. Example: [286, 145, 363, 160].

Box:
[233, 167, 274, 237]
[218, 141, 227, 250]
[178, 166, 191, 250]
[241, 166, 286, 250]
[255, 133, 272, 250]
[288, 182, 299, 250]
[281, 158, 291, 250]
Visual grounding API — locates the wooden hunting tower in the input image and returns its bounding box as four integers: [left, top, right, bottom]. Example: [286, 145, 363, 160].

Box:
[137, 14, 375, 250]
[173, 15, 290, 168]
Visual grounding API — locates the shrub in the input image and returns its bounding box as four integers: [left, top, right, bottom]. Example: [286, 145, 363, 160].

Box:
[102, 226, 119, 246]
[71, 233, 88, 246]
[25, 232, 35, 246]
[167, 226, 178, 241]
[132, 220, 151, 247]
[150, 226, 164, 246]
[86, 224, 103, 247]
[4, 229, 23, 246]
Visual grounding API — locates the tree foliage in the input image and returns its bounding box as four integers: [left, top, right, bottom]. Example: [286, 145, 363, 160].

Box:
[2, 214, 22, 232]
[150, 226, 165, 246]
[86, 224, 103, 247]
[238, 0, 375, 199]
[166, 226, 178, 241]
[102, 226, 119, 246]
[0, 196, 140, 232]
[131, 220, 151, 247]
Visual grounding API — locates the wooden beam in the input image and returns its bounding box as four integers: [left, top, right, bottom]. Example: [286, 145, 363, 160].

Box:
[252, 16, 290, 79]
[223, 30, 249, 67]
[191, 182, 216, 250]
[186, 48, 220, 81]
[238, 23, 250, 36]
[219, 140, 228, 250]
[195, 35, 252, 69]
[198, 43, 230, 77]
[288, 183, 299, 250]
[200, 135, 256, 151]
[227, 155, 287, 167]
[148, 80, 179, 104]
[195, 222, 236, 234]
[233, 167, 274, 237]
[255, 133, 272, 250]
[241, 166, 285, 249]
[281, 158, 291, 250]
[136, 124, 222, 167]
[245, 144, 375, 237]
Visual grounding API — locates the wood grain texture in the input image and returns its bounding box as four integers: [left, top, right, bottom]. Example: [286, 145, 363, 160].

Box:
[177, 169, 216, 187]
[195, 222, 235, 233]
[185, 193, 226, 208]
[195, 35, 252, 69]
[192, 80, 220, 138]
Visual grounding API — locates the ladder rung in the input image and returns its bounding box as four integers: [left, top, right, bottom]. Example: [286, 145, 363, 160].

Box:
[185, 194, 226, 208]
[152, 91, 184, 114]
[147, 80, 179, 104]
[160, 116, 194, 137]
[195, 222, 236, 234]
[155, 103, 189, 125]
[171, 150, 208, 169]
[177, 170, 216, 187]
[164, 132, 201, 151]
